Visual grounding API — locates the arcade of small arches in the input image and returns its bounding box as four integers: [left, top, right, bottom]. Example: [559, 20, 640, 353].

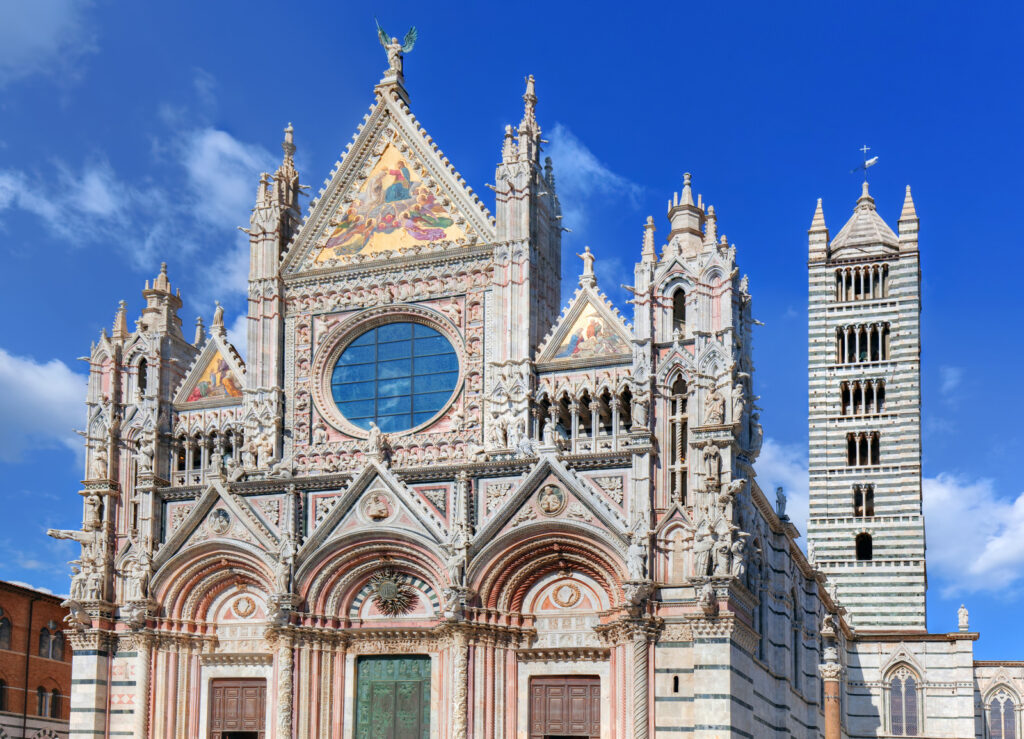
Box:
[835, 323, 892, 364]
[532, 384, 635, 454]
[846, 431, 881, 467]
[834, 263, 890, 302]
[840, 379, 886, 416]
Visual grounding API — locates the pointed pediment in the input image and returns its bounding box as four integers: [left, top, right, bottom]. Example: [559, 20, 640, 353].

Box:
[173, 332, 245, 408]
[281, 91, 494, 275]
[473, 454, 629, 555]
[297, 461, 447, 558]
[536, 285, 632, 367]
[154, 480, 278, 569]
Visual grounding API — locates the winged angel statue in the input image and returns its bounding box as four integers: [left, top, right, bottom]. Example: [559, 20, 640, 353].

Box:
[376, 19, 418, 77]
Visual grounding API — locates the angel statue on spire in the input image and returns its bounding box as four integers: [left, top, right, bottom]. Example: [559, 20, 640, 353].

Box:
[376, 19, 418, 77]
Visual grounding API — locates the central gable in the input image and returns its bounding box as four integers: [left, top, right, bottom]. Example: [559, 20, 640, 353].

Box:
[282, 89, 495, 274]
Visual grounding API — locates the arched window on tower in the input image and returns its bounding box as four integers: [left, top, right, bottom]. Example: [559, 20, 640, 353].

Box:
[50, 688, 60, 718]
[0, 612, 10, 650]
[672, 289, 686, 336]
[853, 485, 864, 517]
[856, 533, 873, 561]
[39, 625, 62, 660]
[36, 686, 48, 717]
[988, 689, 1017, 739]
[840, 382, 850, 415]
[870, 433, 880, 465]
[864, 485, 875, 516]
[889, 667, 919, 736]
[669, 377, 688, 504]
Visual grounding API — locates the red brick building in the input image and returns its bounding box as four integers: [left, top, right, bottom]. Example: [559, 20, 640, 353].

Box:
[0, 581, 70, 738]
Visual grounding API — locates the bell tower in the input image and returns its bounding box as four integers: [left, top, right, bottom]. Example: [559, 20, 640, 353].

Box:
[806, 181, 926, 630]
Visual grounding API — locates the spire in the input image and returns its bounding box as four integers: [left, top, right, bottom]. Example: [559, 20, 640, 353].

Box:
[808, 198, 830, 262]
[704, 204, 717, 245]
[667, 172, 703, 252]
[520, 74, 539, 138]
[112, 300, 128, 340]
[680, 172, 694, 206]
[898, 185, 919, 252]
[153, 262, 171, 293]
[856, 180, 875, 209]
[641, 216, 656, 263]
[273, 123, 299, 212]
[194, 316, 206, 347]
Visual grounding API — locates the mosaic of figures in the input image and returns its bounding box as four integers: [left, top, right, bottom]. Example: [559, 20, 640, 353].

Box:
[185, 350, 243, 402]
[553, 303, 630, 360]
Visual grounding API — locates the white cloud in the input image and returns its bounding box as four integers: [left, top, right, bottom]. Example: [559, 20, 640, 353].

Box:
[939, 365, 963, 397]
[923, 473, 1024, 596]
[180, 128, 274, 227]
[546, 123, 642, 234]
[0, 348, 86, 462]
[0, 0, 96, 87]
[754, 437, 810, 538]
[5, 581, 55, 596]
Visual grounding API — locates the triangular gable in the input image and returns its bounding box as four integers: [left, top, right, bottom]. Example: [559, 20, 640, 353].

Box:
[154, 479, 278, 569]
[536, 286, 632, 367]
[281, 89, 495, 274]
[297, 460, 447, 558]
[472, 453, 629, 556]
[174, 333, 245, 408]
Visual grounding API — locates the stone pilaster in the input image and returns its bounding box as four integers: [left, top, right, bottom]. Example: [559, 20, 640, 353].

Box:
[451, 629, 470, 739]
[67, 630, 114, 739]
[276, 635, 294, 739]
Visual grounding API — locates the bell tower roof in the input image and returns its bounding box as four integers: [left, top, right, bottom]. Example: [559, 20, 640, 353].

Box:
[829, 181, 898, 257]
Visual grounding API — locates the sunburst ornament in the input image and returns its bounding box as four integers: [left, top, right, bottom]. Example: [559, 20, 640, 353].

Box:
[369, 568, 416, 617]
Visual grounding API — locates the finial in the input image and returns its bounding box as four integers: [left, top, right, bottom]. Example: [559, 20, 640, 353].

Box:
[194, 316, 206, 346]
[705, 204, 717, 243]
[519, 74, 540, 138]
[680, 173, 694, 206]
[856, 180, 875, 209]
[112, 300, 129, 340]
[154, 262, 171, 292]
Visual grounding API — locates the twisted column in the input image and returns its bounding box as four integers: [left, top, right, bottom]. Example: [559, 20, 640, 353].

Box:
[632, 631, 649, 739]
[451, 630, 469, 739]
[277, 636, 294, 739]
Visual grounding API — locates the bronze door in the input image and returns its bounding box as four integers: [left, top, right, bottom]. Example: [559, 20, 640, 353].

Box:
[209, 678, 266, 739]
[529, 675, 601, 739]
[355, 655, 431, 739]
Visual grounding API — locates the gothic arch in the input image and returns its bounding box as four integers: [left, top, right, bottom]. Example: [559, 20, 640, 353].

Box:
[152, 542, 275, 621]
[470, 526, 626, 612]
[297, 531, 446, 619]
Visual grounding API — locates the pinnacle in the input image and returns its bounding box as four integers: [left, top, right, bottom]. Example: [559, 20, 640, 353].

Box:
[899, 185, 918, 221]
[810, 198, 828, 231]
[857, 180, 875, 209]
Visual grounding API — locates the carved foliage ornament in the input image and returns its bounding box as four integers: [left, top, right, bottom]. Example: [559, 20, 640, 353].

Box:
[369, 569, 416, 617]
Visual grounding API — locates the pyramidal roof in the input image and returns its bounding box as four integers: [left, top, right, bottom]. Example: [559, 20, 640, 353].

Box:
[829, 181, 898, 256]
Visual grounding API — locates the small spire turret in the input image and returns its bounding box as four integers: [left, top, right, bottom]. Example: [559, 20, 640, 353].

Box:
[898, 185, 919, 252]
[808, 198, 830, 262]
[194, 316, 206, 347]
[112, 300, 128, 341]
[641, 216, 656, 263]
[667, 173, 704, 252]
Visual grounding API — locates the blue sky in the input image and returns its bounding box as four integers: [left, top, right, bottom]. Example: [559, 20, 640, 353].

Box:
[0, 1, 1022, 657]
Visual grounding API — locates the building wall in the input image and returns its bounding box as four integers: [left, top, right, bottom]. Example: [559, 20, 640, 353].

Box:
[0, 581, 71, 739]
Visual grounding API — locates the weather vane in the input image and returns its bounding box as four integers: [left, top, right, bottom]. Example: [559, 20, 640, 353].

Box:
[851, 144, 879, 181]
[376, 18, 418, 78]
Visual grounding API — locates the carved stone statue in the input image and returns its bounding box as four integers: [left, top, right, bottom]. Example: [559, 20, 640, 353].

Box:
[83, 492, 102, 531]
[275, 535, 296, 593]
[731, 382, 746, 424]
[958, 603, 969, 631]
[631, 398, 648, 428]
[124, 550, 152, 601]
[704, 390, 726, 425]
[731, 536, 746, 579]
[137, 438, 155, 474]
[312, 422, 328, 445]
[775, 486, 787, 518]
[256, 432, 275, 469]
[626, 533, 647, 580]
[577, 245, 595, 278]
[366, 421, 387, 458]
[62, 599, 91, 631]
[717, 478, 745, 519]
[376, 20, 417, 77]
[713, 536, 731, 576]
[699, 581, 718, 617]
[90, 448, 108, 480]
[702, 442, 722, 492]
[693, 526, 713, 577]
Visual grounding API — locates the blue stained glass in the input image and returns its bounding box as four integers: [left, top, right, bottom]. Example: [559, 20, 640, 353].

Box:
[331, 322, 459, 432]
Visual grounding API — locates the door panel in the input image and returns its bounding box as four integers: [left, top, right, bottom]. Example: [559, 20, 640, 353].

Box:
[209, 679, 266, 739]
[529, 676, 600, 739]
[355, 655, 431, 739]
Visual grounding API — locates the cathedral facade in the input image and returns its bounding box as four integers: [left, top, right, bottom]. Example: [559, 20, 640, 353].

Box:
[53, 45, 1020, 739]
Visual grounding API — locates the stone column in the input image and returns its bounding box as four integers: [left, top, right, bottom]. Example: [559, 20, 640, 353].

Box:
[819, 662, 842, 739]
[277, 635, 294, 739]
[631, 629, 649, 739]
[451, 630, 470, 739]
[135, 635, 152, 738]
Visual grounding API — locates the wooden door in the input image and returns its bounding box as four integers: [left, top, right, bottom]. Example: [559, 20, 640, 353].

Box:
[355, 655, 431, 739]
[529, 675, 601, 739]
[209, 678, 266, 739]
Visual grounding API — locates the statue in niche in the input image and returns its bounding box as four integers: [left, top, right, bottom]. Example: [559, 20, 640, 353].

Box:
[705, 390, 726, 425]
[713, 535, 732, 576]
[717, 478, 745, 520]
[731, 535, 747, 579]
[83, 492, 102, 531]
[632, 398, 648, 428]
[124, 550, 152, 601]
[702, 442, 722, 493]
[670, 530, 690, 583]
[312, 421, 328, 445]
[90, 447, 108, 480]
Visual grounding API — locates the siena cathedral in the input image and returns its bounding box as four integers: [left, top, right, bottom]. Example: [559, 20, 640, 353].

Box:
[52, 38, 1021, 739]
